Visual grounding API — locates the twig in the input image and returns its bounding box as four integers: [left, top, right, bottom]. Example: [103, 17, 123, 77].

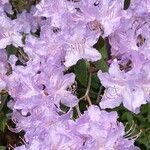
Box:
[75, 104, 81, 117]
[96, 85, 103, 104]
[87, 95, 92, 106]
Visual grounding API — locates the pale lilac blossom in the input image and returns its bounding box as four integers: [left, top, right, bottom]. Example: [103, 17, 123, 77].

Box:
[98, 58, 149, 113]
[0, 14, 23, 49]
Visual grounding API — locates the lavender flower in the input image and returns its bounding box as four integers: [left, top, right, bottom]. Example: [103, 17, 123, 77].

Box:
[74, 105, 139, 150]
[14, 105, 139, 150]
[98, 58, 150, 113]
[109, 13, 150, 60]
[64, 26, 101, 67]
[0, 14, 23, 49]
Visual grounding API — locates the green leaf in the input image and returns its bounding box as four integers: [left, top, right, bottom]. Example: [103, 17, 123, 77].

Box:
[0, 93, 9, 132]
[0, 112, 8, 132]
[0, 93, 8, 112]
[93, 38, 109, 72]
[94, 37, 108, 59]
[99, 42, 108, 59]
[0, 146, 6, 150]
[124, 0, 131, 10]
[11, 0, 37, 12]
[91, 74, 100, 91]
[74, 59, 88, 86]
[6, 45, 18, 57]
[122, 112, 134, 124]
[94, 59, 109, 72]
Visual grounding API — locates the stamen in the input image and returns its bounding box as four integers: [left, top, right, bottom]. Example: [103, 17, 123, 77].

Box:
[67, 81, 77, 94]
[125, 121, 135, 135]
[128, 129, 142, 140]
[124, 124, 136, 138]
[124, 121, 142, 140]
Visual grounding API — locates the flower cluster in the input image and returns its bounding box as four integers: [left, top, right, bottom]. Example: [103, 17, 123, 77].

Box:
[98, 0, 150, 113]
[0, 0, 148, 149]
[15, 105, 139, 150]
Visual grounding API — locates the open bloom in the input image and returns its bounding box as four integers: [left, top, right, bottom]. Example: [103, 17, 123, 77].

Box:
[109, 13, 150, 60]
[64, 28, 101, 67]
[72, 105, 139, 150]
[98, 59, 149, 113]
[0, 12, 23, 49]
[77, 0, 125, 37]
[14, 105, 139, 150]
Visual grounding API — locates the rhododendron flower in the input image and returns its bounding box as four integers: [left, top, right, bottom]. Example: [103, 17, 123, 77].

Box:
[98, 59, 149, 113]
[109, 13, 150, 59]
[13, 105, 139, 150]
[74, 105, 139, 150]
[11, 107, 83, 150]
[64, 29, 101, 67]
[129, 0, 150, 15]
[78, 0, 125, 37]
[7, 59, 78, 110]
[0, 14, 23, 49]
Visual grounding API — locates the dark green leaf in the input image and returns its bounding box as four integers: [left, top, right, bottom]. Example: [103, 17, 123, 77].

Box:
[0, 112, 8, 132]
[74, 59, 88, 86]
[124, 0, 131, 10]
[91, 74, 100, 91]
[0, 93, 8, 112]
[93, 38, 109, 72]
[6, 45, 18, 57]
[94, 59, 109, 72]
[94, 37, 108, 59]
[99, 42, 108, 59]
